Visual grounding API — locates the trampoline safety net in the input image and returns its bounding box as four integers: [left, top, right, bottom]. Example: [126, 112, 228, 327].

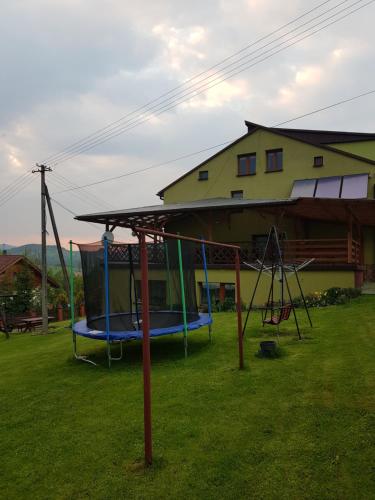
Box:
[78, 238, 200, 332]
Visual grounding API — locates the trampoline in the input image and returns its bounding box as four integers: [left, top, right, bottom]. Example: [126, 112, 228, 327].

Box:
[71, 234, 213, 366]
[73, 311, 212, 341]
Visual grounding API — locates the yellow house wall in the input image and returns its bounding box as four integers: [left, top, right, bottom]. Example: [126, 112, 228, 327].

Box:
[163, 129, 375, 203]
[329, 140, 375, 161]
[195, 269, 355, 306]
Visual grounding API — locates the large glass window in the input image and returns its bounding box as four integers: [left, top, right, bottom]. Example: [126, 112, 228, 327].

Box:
[266, 149, 283, 172]
[238, 154, 256, 176]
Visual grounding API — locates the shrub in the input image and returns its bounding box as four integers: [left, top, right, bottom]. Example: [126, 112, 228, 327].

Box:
[294, 286, 361, 308]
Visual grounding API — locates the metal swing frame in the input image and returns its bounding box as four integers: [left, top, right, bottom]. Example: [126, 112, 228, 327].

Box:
[242, 226, 313, 341]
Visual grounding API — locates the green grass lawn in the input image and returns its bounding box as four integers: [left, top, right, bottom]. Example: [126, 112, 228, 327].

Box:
[1, 297, 374, 499]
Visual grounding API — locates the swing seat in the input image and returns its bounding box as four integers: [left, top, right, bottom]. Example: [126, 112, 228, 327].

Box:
[263, 304, 292, 326]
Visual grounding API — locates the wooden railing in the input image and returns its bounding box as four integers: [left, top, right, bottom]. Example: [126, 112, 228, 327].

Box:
[197, 238, 362, 266]
[283, 238, 361, 265]
[107, 238, 361, 267]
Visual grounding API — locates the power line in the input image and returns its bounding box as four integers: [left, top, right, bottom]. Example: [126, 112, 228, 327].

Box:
[41, 0, 337, 165]
[50, 0, 365, 166]
[51, 140, 235, 193]
[51, 171, 115, 210]
[1, 0, 373, 209]
[50, 88, 375, 195]
[50, 197, 105, 230]
[273, 89, 375, 126]
[48, 175, 109, 212]
[44, 0, 366, 167]
[0, 174, 36, 208]
[0, 171, 31, 198]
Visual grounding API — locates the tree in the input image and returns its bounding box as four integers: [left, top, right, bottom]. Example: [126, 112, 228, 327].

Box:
[13, 267, 34, 315]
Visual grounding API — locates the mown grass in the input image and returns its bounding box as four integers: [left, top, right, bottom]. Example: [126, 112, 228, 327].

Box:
[1, 297, 374, 499]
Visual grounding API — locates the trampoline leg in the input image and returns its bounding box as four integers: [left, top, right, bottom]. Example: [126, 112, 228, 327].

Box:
[109, 341, 124, 361]
[184, 336, 188, 358]
[208, 324, 212, 343]
[107, 341, 112, 369]
[73, 333, 97, 366]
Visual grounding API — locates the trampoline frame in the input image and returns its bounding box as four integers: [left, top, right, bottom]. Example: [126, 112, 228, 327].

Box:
[70, 227, 243, 466]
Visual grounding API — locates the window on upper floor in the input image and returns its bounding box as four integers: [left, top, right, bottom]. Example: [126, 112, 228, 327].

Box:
[313, 155, 324, 167]
[231, 190, 243, 199]
[198, 170, 208, 181]
[237, 153, 256, 176]
[266, 149, 283, 172]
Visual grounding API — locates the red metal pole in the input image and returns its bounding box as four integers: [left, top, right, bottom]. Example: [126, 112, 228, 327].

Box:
[235, 249, 244, 370]
[140, 233, 152, 465]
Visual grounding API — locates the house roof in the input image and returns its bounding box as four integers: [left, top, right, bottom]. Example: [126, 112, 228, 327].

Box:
[157, 121, 375, 198]
[0, 254, 60, 288]
[0, 255, 23, 274]
[75, 197, 375, 228]
[245, 120, 375, 145]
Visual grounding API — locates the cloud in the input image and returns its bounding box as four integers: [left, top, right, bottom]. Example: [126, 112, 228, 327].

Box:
[151, 23, 207, 73]
[0, 0, 375, 247]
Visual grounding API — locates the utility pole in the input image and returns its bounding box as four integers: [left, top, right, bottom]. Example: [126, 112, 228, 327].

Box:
[33, 164, 52, 333]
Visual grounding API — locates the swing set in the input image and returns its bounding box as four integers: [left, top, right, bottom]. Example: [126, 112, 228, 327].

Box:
[242, 226, 313, 340]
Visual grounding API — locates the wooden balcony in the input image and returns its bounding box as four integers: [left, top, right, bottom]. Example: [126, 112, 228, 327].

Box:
[196, 238, 362, 268]
[109, 238, 362, 269]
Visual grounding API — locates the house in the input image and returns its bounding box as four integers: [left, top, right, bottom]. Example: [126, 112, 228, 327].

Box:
[75, 121, 375, 305]
[0, 254, 59, 290]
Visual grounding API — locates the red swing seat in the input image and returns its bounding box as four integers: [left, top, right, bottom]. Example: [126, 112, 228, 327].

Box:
[263, 304, 292, 326]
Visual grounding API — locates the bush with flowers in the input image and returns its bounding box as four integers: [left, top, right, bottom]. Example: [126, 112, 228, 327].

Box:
[294, 287, 361, 308]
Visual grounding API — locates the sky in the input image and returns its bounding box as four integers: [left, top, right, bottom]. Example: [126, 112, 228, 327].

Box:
[1, 0, 375, 248]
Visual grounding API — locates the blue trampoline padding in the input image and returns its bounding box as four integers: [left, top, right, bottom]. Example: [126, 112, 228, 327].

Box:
[73, 313, 212, 342]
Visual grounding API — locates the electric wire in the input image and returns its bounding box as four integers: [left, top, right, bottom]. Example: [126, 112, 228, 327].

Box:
[47, 176, 109, 212]
[41, 0, 336, 165]
[50, 87, 375, 194]
[0, 174, 36, 208]
[1, 0, 373, 208]
[273, 89, 375, 126]
[51, 140, 235, 194]
[45, 0, 373, 167]
[0, 171, 32, 199]
[51, 171, 115, 210]
[49, 197, 101, 230]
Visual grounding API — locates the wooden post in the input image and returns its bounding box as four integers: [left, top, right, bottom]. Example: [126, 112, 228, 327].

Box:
[140, 233, 152, 465]
[347, 213, 353, 264]
[235, 249, 244, 370]
[32, 164, 52, 333]
[219, 283, 226, 304]
[57, 304, 63, 322]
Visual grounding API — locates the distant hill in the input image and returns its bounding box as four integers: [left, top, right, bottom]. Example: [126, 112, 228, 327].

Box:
[1, 244, 81, 270]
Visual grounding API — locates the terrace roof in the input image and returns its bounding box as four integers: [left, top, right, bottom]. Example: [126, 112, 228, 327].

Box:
[75, 197, 375, 229]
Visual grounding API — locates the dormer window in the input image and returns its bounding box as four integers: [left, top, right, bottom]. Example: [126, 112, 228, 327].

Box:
[266, 149, 283, 172]
[198, 170, 208, 181]
[314, 155, 324, 167]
